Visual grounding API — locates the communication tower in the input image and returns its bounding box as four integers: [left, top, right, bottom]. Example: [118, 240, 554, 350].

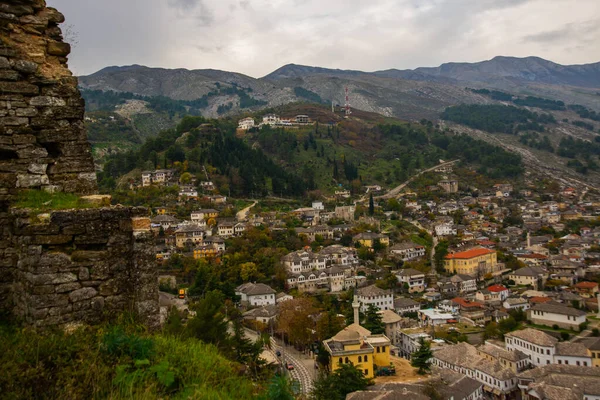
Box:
[344, 86, 351, 116]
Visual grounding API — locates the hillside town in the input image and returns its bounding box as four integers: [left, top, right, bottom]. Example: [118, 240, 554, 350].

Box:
[142, 157, 600, 399]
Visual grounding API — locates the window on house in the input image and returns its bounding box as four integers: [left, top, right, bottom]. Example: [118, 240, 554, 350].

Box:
[358, 356, 362, 363]
[364, 355, 368, 362]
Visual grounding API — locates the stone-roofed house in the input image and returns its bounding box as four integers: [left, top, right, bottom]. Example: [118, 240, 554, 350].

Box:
[554, 342, 592, 367]
[477, 342, 530, 373]
[393, 297, 420, 315]
[528, 302, 587, 330]
[450, 274, 477, 293]
[517, 365, 600, 400]
[378, 309, 403, 346]
[357, 285, 394, 312]
[395, 268, 425, 293]
[505, 328, 558, 366]
[431, 341, 519, 397]
[353, 232, 390, 248]
[235, 283, 276, 307]
[508, 266, 547, 290]
[389, 241, 426, 261]
[175, 223, 207, 248]
[242, 304, 278, 325]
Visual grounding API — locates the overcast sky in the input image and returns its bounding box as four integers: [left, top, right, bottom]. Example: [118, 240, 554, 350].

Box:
[47, 0, 600, 78]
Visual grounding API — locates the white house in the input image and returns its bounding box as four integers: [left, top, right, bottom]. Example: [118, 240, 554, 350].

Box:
[238, 117, 255, 130]
[435, 222, 457, 237]
[432, 342, 518, 397]
[356, 284, 394, 312]
[396, 268, 426, 293]
[389, 241, 426, 261]
[235, 283, 276, 307]
[528, 302, 587, 330]
[262, 114, 280, 126]
[505, 328, 557, 366]
[312, 201, 324, 210]
[503, 297, 530, 311]
[418, 308, 455, 326]
[394, 297, 420, 315]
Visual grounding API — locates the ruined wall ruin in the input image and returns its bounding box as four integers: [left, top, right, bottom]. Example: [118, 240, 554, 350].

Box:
[0, 0, 159, 328]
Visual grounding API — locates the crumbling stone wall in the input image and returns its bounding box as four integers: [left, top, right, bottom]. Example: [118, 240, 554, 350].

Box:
[12, 208, 159, 328]
[0, 0, 159, 329]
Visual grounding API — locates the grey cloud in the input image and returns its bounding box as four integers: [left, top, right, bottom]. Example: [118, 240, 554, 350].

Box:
[167, 0, 199, 10]
[523, 20, 600, 44]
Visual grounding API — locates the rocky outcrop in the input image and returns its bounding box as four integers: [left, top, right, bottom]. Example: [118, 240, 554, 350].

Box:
[0, 0, 158, 329]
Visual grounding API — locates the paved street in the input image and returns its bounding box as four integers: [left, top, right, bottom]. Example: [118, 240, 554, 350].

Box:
[269, 337, 315, 394]
[244, 328, 316, 394]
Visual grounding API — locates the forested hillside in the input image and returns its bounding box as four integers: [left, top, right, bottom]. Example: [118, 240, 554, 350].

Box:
[98, 104, 524, 198]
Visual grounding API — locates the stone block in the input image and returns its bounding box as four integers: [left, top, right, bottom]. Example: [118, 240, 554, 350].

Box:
[27, 163, 47, 174]
[27, 272, 77, 285]
[12, 60, 39, 74]
[0, 56, 10, 69]
[0, 116, 29, 126]
[16, 174, 48, 188]
[69, 287, 97, 303]
[98, 280, 119, 296]
[47, 41, 70, 56]
[0, 81, 38, 95]
[55, 282, 81, 293]
[91, 296, 104, 311]
[0, 70, 19, 81]
[78, 267, 89, 280]
[32, 284, 55, 295]
[16, 107, 38, 117]
[71, 251, 106, 263]
[48, 304, 72, 316]
[30, 293, 68, 308]
[33, 234, 72, 245]
[0, 4, 34, 17]
[29, 96, 66, 107]
[131, 217, 150, 231]
[17, 146, 48, 158]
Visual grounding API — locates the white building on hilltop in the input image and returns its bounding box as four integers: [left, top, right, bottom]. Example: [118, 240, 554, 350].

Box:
[238, 117, 255, 130]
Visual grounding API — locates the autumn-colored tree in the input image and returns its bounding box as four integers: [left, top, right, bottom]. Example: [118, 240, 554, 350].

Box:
[277, 297, 318, 348]
[316, 311, 345, 341]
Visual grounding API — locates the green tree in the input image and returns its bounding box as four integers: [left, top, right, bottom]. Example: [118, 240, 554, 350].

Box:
[368, 193, 374, 215]
[434, 241, 449, 274]
[362, 305, 385, 334]
[185, 290, 229, 348]
[410, 337, 433, 374]
[264, 374, 299, 400]
[311, 363, 372, 400]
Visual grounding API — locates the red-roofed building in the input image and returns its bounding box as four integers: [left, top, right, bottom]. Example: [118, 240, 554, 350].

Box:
[444, 247, 498, 277]
[488, 284, 510, 300]
[529, 296, 552, 306]
[451, 297, 487, 325]
[573, 281, 599, 298]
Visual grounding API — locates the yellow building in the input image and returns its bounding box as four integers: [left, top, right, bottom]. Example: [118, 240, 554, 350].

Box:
[444, 247, 497, 275]
[193, 244, 217, 259]
[154, 207, 169, 215]
[352, 232, 390, 249]
[323, 296, 391, 378]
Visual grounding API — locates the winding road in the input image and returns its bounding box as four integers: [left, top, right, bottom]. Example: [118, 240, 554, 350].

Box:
[269, 337, 314, 395]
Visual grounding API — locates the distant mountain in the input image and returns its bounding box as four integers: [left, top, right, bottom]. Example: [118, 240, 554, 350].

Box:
[78, 56, 600, 122]
[412, 56, 600, 88]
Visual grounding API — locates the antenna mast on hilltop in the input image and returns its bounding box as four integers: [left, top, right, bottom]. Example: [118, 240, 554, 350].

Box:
[344, 86, 351, 117]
